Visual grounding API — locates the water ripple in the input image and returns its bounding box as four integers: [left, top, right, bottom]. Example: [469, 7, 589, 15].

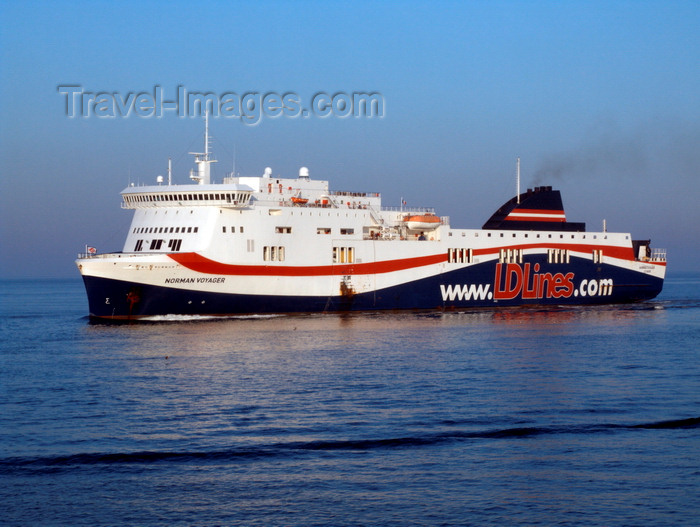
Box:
[2, 417, 696, 474]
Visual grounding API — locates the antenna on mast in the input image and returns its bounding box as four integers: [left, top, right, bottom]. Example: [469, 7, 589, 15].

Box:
[516, 157, 521, 204]
[167, 157, 172, 186]
[205, 110, 209, 156]
[189, 109, 217, 185]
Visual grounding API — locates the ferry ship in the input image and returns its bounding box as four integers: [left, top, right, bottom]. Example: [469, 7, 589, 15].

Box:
[76, 121, 666, 320]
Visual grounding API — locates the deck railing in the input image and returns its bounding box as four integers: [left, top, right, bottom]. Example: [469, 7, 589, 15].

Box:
[650, 248, 667, 262]
[381, 206, 436, 213]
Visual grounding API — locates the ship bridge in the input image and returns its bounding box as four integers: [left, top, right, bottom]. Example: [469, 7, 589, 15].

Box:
[121, 184, 254, 209]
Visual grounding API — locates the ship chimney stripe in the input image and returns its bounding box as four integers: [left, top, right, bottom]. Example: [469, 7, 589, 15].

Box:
[511, 208, 566, 215]
[506, 209, 567, 222]
[506, 215, 567, 222]
[508, 211, 565, 218]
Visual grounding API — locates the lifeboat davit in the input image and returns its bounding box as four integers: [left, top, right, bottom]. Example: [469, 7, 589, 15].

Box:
[403, 212, 441, 231]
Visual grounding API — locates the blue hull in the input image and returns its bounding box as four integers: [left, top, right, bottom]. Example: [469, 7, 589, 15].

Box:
[81, 256, 664, 320]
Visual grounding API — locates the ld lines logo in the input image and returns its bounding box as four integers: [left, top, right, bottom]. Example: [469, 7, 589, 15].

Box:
[440, 263, 614, 302]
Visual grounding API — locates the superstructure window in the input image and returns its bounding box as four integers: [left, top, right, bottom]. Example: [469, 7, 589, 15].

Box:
[448, 248, 473, 263]
[332, 246, 355, 263]
[548, 249, 570, 264]
[168, 239, 182, 251]
[340, 228, 354, 235]
[499, 249, 523, 264]
[263, 246, 285, 261]
[276, 226, 292, 234]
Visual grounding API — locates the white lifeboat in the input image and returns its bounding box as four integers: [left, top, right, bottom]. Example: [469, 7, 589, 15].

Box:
[403, 212, 441, 231]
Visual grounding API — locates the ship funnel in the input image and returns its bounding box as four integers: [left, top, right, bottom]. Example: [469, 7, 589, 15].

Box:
[299, 167, 309, 179]
[263, 167, 272, 178]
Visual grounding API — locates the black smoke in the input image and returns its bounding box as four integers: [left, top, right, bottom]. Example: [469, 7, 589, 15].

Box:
[531, 119, 700, 186]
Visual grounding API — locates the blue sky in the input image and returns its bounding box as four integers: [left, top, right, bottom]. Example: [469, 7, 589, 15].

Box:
[1, 0, 699, 278]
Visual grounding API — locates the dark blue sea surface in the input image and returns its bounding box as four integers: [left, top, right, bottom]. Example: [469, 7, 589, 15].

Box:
[1, 275, 698, 526]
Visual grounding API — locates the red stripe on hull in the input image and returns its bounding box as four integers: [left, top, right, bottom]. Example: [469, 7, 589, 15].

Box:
[168, 252, 447, 276]
[473, 242, 635, 261]
[167, 242, 648, 278]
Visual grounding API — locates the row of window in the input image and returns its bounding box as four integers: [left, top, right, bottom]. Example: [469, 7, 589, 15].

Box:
[449, 248, 604, 265]
[134, 225, 359, 236]
[134, 239, 183, 252]
[134, 226, 199, 234]
[129, 237, 607, 266]
[272, 226, 354, 235]
[497, 249, 571, 264]
[449, 231, 616, 240]
[124, 192, 250, 205]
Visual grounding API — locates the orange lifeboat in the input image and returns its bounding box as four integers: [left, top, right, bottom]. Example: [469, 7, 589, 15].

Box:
[403, 212, 441, 231]
[291, 195, 308, 205]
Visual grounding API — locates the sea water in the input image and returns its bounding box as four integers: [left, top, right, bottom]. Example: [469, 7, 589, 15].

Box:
[0, 275, 698, 526]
